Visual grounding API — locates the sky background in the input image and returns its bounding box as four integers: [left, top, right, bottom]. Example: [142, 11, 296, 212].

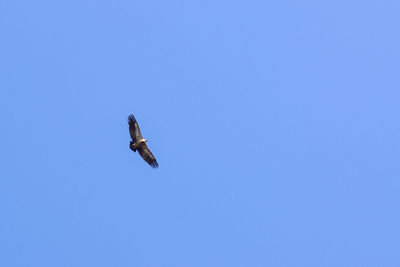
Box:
[1, 0, 400, 266]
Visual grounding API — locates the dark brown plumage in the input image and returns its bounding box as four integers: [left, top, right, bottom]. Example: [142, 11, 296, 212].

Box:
[128, 115, 158, 168]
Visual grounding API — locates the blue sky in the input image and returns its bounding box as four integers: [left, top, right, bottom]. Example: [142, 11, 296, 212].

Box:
[1, 0, 399, 266]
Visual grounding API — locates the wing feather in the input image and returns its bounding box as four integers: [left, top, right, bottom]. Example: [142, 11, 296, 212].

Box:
[138, 144, 159, 168]
[128, 114, 143, 142]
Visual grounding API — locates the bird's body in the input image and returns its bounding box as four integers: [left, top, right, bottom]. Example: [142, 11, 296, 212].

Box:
[128, 115, 158, 168]
[129, 138, 147, 152]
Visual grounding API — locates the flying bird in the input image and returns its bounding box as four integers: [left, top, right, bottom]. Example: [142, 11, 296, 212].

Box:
[128, 114, 159, 168]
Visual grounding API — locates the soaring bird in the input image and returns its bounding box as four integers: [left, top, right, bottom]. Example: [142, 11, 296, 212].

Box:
[128, 114, 159, 168]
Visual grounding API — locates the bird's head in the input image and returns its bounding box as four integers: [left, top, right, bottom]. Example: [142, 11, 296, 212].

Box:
[144, 139, 148, 143]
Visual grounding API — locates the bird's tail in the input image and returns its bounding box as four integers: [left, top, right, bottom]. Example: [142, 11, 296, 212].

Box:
[129, 141, 137, 152]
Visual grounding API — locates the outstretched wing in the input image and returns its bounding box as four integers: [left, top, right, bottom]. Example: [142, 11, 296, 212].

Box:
[138, 144, 159, 168]
[128, 114, 143, 143]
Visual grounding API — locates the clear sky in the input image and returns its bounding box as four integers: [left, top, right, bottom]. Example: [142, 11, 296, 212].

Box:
[1, 0, 399, 266]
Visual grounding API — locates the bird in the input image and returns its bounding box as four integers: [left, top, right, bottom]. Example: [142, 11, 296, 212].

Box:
[128, 114, 159, 168]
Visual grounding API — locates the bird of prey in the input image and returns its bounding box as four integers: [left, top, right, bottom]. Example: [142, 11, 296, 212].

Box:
[128, 114, 159, 168]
